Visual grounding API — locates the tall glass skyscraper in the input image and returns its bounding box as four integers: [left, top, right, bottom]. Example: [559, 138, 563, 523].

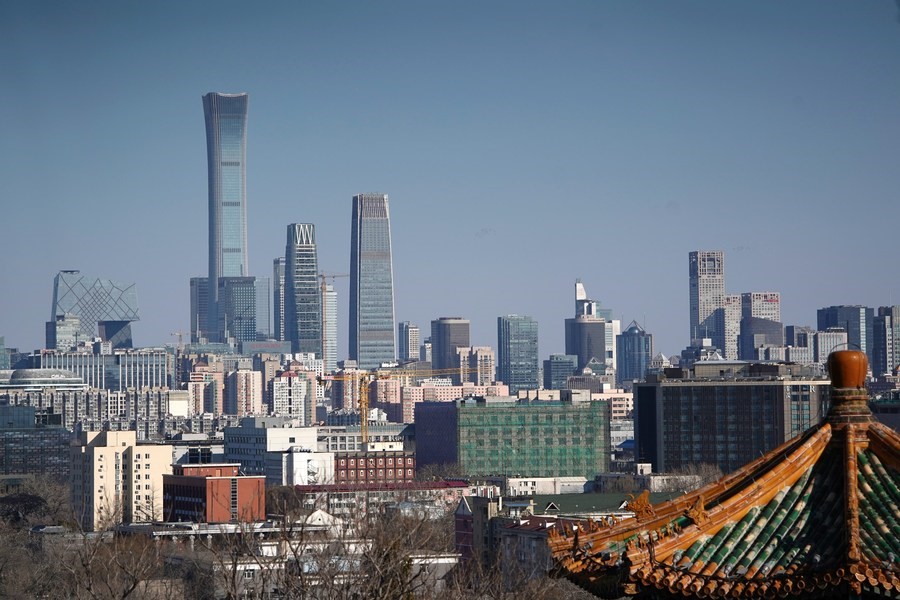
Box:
[203, 92, 249, 342]
[285, 223, 322, 356]
[497, 315, 539, 394]
[49, 270, 140, 349]
[349, 194, 396, 370]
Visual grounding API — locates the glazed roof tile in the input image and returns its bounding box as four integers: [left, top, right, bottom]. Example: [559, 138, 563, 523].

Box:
[548, 351, 900, 598]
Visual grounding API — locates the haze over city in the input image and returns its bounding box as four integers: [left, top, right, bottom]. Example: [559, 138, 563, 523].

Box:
[3, 1, 900, 358]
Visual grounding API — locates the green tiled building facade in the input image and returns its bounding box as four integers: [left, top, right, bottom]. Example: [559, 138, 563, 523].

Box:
[416, 397, 610, 479]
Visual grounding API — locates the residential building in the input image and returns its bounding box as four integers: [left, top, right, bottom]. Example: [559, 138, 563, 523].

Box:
[688, 251, 725, 349]
[616, 321, 652, 387]
[817, 305, 874, 364]
[49, 270, 140, 348]
[284, 223, 322, 356]
[497, 315, 539, 394]
[203, 92, 250, 343]
[431, 318, 470, 378]
[633, 363, 829, 473]
[415, 396, 610, 479]
[396, 382, 509, 423]
[270, 370, 316, 424]
[349, 193, 396, 369]
[398, 322, 420, 362]
[543, 354, 578, 390]
[70, 430, 173, 531]
[163, 464, 265, 523]
[225, 369, 264, 416]
[457, 346, 496, 386]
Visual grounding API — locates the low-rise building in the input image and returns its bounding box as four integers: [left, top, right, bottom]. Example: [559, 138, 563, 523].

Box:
[162, 463, 265, 523]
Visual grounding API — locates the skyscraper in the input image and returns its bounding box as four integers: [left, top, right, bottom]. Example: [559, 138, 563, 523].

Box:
[817, 305, 874, 363]
[431, 318, 471, 376]
[49, 270, 140, 349]
[322, 283, 338, 372]
[273, 257, 286, 342]
[398, 322, 420, 362]
[189, 277, 209, 343]
[689, 250, 726, 348]
[284, 224, 321, 356]
[217, 277, 257, 343]
[349, 194, 396, 369]
[497, 315, 539, 394]
[741, 292, 781, 322]
[616, 321, 653, 386]
[203, 92, 249, 342]
[564, 280, 617, 371]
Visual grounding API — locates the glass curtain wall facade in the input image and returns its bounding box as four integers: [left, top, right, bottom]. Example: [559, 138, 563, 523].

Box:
[50, 270, 140, 348]
[203, 92, 249, 342]
[273, 258, 286, 342]
[497, 315, 539, 393]
[285, 223, 322, 356]
[217, 277, 257, 343]
[616, 321, 653, 385]
[349, 194, 396, 370]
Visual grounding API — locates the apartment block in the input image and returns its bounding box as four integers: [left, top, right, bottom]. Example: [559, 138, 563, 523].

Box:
[70, 430, 173, 531]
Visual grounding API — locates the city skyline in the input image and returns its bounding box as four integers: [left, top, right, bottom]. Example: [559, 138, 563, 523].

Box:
[3, 2, 900, 359]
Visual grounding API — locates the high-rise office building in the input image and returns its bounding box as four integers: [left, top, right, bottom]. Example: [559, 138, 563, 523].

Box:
[322, 284, 338, 372]
[543, 354, 578, 390]
[497, 315, 539, 393]
[190, 277, 209, 343]
[722, 294, 741, 361]
[49, 270, 140, 349]
[349, 194, 396, 370]
[816, 305, 873, 363]
[217, 277, 257, 344]
[739, 317, 785, 360]
[431, 318, 471, 377]
[564, 281, 616, 371]
[203, 92, 249, 342]
[284, 224, 321, 356]
[273, 258, 286, 342]
[254, 277, 271, 340]
[688, 251, 725, 348]
[398, 322, 420, 362]
[616, 321, 653, 386]
[741, 292, 781, 322]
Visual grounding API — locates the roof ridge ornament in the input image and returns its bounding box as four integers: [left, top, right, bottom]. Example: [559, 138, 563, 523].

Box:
[826, 350, 872, 423]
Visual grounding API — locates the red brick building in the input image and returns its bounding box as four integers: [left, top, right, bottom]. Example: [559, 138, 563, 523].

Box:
[163, 463, 265, 524]
[334, 450, 415, 485]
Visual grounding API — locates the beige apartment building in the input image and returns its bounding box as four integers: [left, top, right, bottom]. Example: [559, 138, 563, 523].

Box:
[70, 430, 173, 531]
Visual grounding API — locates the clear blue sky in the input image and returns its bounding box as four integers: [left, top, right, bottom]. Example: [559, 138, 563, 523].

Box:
[2, 1, 900, 360]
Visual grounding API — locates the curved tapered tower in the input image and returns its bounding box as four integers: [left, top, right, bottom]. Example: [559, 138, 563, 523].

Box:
[203, 92, 249, 342]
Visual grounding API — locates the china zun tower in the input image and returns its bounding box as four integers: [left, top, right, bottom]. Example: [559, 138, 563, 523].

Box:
[204, 92, 249, 342]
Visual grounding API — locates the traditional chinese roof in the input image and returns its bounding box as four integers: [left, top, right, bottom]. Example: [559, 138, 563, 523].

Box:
[548, 350, 900, 598]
